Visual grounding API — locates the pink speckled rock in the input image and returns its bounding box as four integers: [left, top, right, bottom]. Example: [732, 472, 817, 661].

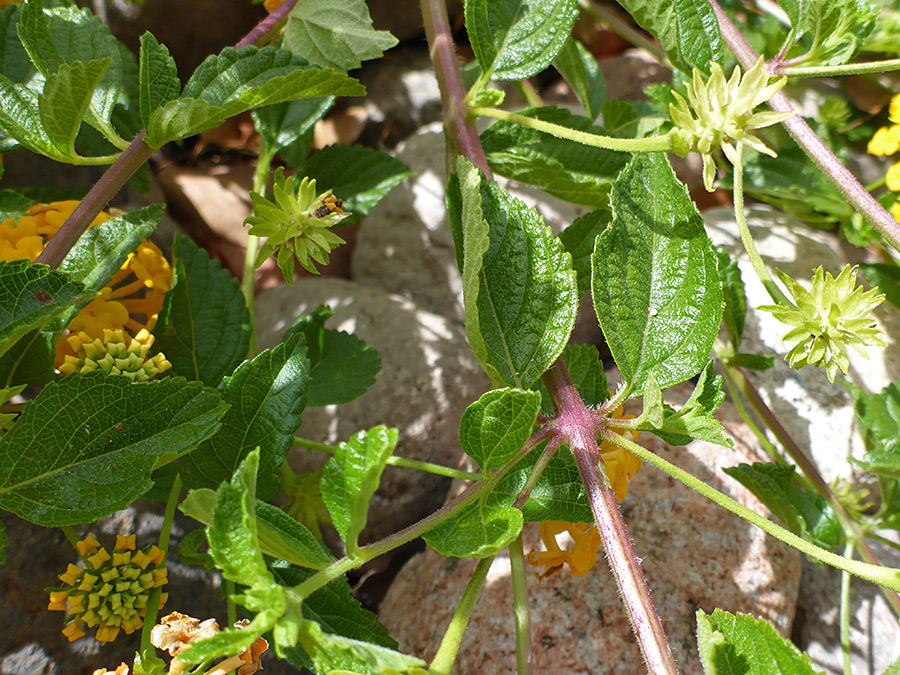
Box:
[378, 394, 802, 673]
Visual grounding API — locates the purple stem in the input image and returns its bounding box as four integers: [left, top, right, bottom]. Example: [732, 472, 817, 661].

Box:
[36, 0, 300, 270]
[543, 362, 678, 675]
[709, 0, 900, 252]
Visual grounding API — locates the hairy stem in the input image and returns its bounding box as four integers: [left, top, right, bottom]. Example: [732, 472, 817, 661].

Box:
[840, 541, 855, 675]
[776, 58, 900, 78]
[509, 534, 533, 675]
[543, 361, 678, 675]
[469, 106, 675, 153]
[709, 0, 900, 252]
[242, 140, 276, 358]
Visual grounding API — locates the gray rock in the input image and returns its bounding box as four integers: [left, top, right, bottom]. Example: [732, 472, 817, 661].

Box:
[378, 390, 802, 673]
[254, 276, 489, 543]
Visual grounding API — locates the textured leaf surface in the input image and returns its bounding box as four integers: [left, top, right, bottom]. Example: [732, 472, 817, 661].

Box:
[179, 333, 310, 500]
[144, 97, 226, 149]
[466, 0, 578, 80]
[0, 259, 85, 359]
[615, 0, 723, 73]
[153, 236, 251, 387]
[591, 153, 722, 396]
[0, 328, 54, 388]
[321, 426, 397, 554]
[39, 59, 109, 157]
[849, 382, 900, 479]
[0, 373, 226, 525]
[283, 0, 398, 72]
[298, 143, 412, 226]
[0, 74, 58, 158]
[558, 208, 610, 299]
[480, 106, 629, 208]
[457, 156, 577, 388]
[295, 619, 425, 675]
[422, 495, 523, 559]
[697, 609, 826, 675]
[723, 462, 841, 549]
[460, 388, 540, 472]
[553, 37, 605, 121]
[138, 32, 179, 128]
[497, 445, 591, 523]
[252, 96, 333, 155]
[717, 248, 746, 350]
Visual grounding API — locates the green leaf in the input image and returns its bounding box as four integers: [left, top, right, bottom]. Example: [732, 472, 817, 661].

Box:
[466, 0, 579, 81]
[180, 489, 333, 571]
[153, 236, 251, 387]
[456, 156, 578, 388]
[723, 462, 841, 549]
[480, 106, 629, 209]
[536, 344, 609, 416]
[40, 59, 110, 158]
[138, 32, 179, 129]
[284, 307, 381, 407]
[717, 248, 746, 350]
[558, 208, 610, 299]
[321, 426, 398, 555]
[883, 655, 900, 675]
[800, 0, 877, 67]
[283, 0, 398, 72]
[0, 373, 227, 525]
[614, 0, 724, 74]
[0, 4, 33, 86]
[601, 99, 639, 138]
[460, 388, 541, 473]
[591, 153, 723, 396]
[848, 381, 900, 479]
[144, 97, 226, 149]
[0, 259, 86, 360]
[0, 327, 55, 388]
[731, 353, 775, 371]
[0, 73, 60, 159]
[553, 37, 605, 121]
[697, 608, 826, 675]
[422, 497, 523, 559]
[295, 618, 426, 675]
[177, 527, 215, 570]
[179, 334, 310, 500]
[635, 363, 733, 446]
[19, 0, 124, 139]
[860, 263, 900, 313]
[252, 96, 334, 155]
[297, 144, 413, 226]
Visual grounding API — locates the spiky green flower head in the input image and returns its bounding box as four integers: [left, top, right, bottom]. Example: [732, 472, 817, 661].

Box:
[246, 168, 349, 283]
[669, 57, 795, 191]
[759, 265, 886, 382]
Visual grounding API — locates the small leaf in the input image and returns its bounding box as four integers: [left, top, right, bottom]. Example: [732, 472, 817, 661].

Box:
[717, 248, 746, 350]
[283, 0, 398, 72]
[591, 153, 723, 396]
[553, 37, 605, 121]
[466, 0, 579, 80]
[321, 426, 398, 555]
[0, 259, 86, 360]
[284, 307, 381, 407]
[179, 333, 310, 500]
[0, 327, 55, 388]
[153, 236, 251, 387]
[297, 144, 413, 226]
[848, 381, 900, 479]
[252, 96, 333, 156]
[558, 208, 611, 299]
[480, 106, 629, 209]
[139, 32, 180, 128]
[601, 99, 639, 138]
[723, 462, 841, 549]
[0, 373, 227, 525]
[460, 388, 541, 472]
[697, 608, 826, 675]
[456, 156, 578, 388]
[731, 353, 775, 371]
[860, 262, 900, 313]
[39, 59, 110, 158]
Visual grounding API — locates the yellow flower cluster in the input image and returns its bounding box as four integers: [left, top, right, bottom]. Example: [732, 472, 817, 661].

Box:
[868, 94, 900, 221]
[47, 533, 168, 643]
[58, 328, 171, 381]
[0, 201, 172, 372]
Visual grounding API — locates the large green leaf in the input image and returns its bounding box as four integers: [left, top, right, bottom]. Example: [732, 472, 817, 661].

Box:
[697, 609, 825, 675]
[0, 259, 86, 359]
[456, 156, 577, 388]
[294, 619, 426, 675]
[422, 496, 523, 559]
[591, 153, 723, 396]
[553, 37, 605, 121]
[321, 426, 397, 555]
[144, 97, 226, 149]
[0, 373, 227, 525]
[283, 0, 398, 72]
[252, 96, 333, 156]
[460, 388, 541, 473]
[152, 236, 251, 387]
[39, 59, 110, 159]
[848, 381, 900, 479]
[138, 32, 179, 129]
[179, 333, 310, 500]
[614, 0, 724, 74]
[0, 73, 60, 159]
[297, 144, 413, 226]
[466, 0, 579, 80]
[480, 106, 629, 209]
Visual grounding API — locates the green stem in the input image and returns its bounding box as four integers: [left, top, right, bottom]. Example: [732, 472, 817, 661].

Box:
[777, 58, 900, 78]
[242, 141, 275, 358]
[513, 440, 558, 509]
[602, 430, 900, 592]
[61, 525, 82, 553]
[509, 534, 532, 675]
[514, 80, 544, 109]
[865, 531, 900, 553]
[840, 541, 855, 675]
[732, 144, 791, 306]
[468, 107, 675, 153]
[293, 436, 482, 481]
[577, 0, 667, 63]
[428, 556, 495, 675]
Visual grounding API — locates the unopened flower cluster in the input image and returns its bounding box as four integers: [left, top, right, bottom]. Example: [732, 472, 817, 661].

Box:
[58, 328, 171, 381]
[669, 58, 794, 191]
[760, 265, 885, 382]
[47, 533, 167, 643]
